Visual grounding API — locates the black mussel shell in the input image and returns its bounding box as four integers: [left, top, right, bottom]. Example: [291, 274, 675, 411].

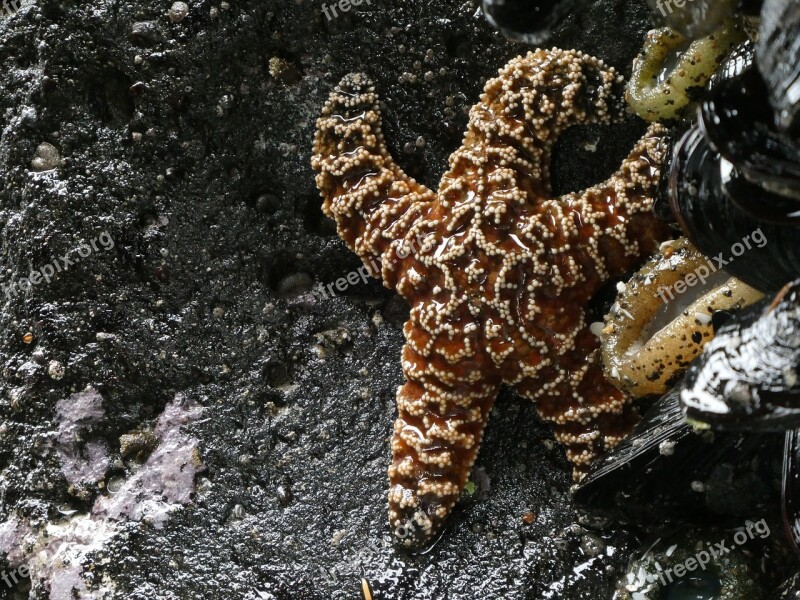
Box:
[654, 126, 683, 224]
[722, 164, 800, 225]
[772, 569, 800, 599]
[680, 280, 800, 430]
[574, 385, 783, 525]
[481, 0, 587, 44]
[668, 124, 800, 292]
[757, 0, 800, 134]
[700, 44, 800, 212]
[706, 38, 754, 85]
[783, 429, 800, 557]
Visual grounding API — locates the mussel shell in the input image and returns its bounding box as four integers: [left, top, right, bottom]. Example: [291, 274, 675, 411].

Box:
[722, 163, 800, 224]
[757, 0, 800, 134]
[783, 429, 800, 557]
[700, 45, 800, 209]
[653, 125, 685, 224]
[668, 124, 800, 293]
[680, 280, 800, 430]
[574, 385, 783, 524]
[481, 0, 585, 44]
[772, 569, 800, 599]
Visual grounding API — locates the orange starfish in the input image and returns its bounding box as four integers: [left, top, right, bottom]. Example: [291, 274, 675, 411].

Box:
[311, 48, 670, 546]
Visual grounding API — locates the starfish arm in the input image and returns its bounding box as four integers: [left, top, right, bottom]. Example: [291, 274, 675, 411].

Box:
[388, 319, 500, 547]
[580, 122, 670, 275]
[514, 326, 639, 480]
[529, 123, 671, 289]
[311, 73, 436, 281]
[438, 49, 627, 209]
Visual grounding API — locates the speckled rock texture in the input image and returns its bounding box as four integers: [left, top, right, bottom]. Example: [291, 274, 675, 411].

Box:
[0, 0, 712, 598]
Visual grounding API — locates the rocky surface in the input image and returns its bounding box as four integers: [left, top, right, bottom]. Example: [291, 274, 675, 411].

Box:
[0, 0, 772, 598]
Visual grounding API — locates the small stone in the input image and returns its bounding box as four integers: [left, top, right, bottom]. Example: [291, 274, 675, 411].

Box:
[129, 21, 161, 47]
[268, 57, 300, 85]
[9, 387, 24, 410]
[580, 533, 606, 558]
[277, 273, 312, 299]
[168, 1, 189, 22]
[120, 431, 158, 459]
[659, 440, 675, 456]
[277, 483, 293, 506]
[31, 142, 61, 171]
[47, 360, 65, 380]
[256, 193, 280, 213]
[106, 475, 125, 494]
[659, 239, 676, 252]
[695, 312, 712, 326]
[57, 503, 78, 516]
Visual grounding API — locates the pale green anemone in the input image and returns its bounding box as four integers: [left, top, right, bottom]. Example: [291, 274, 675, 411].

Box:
[626, 20, 747, 122]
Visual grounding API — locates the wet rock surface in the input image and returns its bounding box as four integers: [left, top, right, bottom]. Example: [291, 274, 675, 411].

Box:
[0, 0, 738, 598]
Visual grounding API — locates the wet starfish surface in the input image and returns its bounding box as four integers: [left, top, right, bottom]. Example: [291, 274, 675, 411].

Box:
[312, 48, 670, 546]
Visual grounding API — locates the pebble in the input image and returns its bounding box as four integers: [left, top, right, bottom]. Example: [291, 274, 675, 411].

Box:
[168, 1, 189, 22]
[47, 360, 64, 380]
[277, 273, 312, 299]
[658, 440, 676, 456]
[129, 21, 161, 47]
[580, 533, 606, 558]
[31, 142, 61, 171]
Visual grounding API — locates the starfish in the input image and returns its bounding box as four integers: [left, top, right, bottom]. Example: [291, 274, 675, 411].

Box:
[311, 48, 671, 546]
